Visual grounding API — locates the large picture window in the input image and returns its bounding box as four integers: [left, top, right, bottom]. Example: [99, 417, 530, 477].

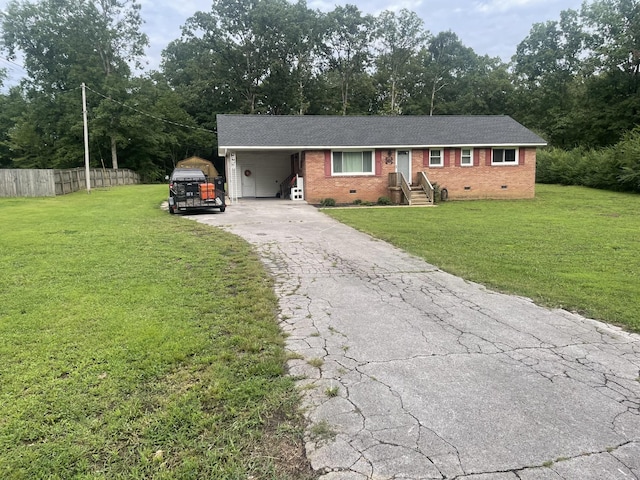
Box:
[492, 148, 517, 165]
[332, 151, 374, 175]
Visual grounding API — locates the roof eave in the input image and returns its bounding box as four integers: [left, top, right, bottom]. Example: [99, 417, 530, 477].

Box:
[218, 142, 548, 151]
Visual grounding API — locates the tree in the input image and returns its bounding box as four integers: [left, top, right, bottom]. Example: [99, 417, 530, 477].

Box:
[511, 9, 586, 147]
[1, 0, 148, 168]
[113, 74, 213, 180]
[448, 55, 513, 115]
[419, 31, 478, 115]
[166, 0, 298, 115]
[511, 1, 640, 148]
[579, 0, 640, 145]
[0, 85, 27, 167]
[266, 0, 324, 115]
[373, 9, 428, 114]
[324, 5, 373, 115]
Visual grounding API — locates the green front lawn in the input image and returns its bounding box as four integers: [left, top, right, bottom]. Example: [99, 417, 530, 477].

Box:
[325, 184, 640, 332]
[0, 186, 312, 479]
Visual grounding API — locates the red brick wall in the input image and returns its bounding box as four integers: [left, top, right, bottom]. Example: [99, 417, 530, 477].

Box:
[302, 150, 396, 204]
[417, 147, 536, 199]
[302, 147, 537, 204]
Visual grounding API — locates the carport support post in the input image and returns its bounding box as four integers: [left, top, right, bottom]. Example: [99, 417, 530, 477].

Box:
[82, 83, 91, 194]
[230, 152, 238, 204]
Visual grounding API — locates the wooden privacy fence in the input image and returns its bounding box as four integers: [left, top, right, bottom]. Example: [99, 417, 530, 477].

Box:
[0, 169, 56, 197]
[55, 168, 139, 195]
[0, 168, 139, 197]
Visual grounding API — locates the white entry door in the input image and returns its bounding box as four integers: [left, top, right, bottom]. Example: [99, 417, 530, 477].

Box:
[396, 150, 411, 184]
[241, 165, 256, 197]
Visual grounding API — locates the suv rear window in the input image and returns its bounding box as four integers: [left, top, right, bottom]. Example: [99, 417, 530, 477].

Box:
[170, 169, 206, 181]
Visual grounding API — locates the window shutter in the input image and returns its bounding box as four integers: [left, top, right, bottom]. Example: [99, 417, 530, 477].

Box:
[375, 150, 382, 177]
[519, 147, 526, 165]
[423, 149, 429, 167]
[444, 149, 450, 167]
[473, 149, 480, 166]
[324, 150, 331, 177]
[454, 148, 461, 167]
[485, 148, 492, 166]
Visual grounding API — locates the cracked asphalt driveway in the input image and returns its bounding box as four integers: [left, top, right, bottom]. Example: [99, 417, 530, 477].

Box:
[191, 200, 640, 480]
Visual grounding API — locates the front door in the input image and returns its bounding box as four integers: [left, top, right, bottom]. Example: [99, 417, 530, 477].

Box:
[396, 150, 411, 184]
[241, 165, 256, 197]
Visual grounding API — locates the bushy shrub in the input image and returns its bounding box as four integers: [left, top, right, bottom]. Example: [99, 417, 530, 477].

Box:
[353, 199, 362, 205]
[616, 129, 640, 192]
[431, 182, 441, 203]
[536, 140, 640, 193]
[320, 198, 336, 207]
[376, 196, 392, 205]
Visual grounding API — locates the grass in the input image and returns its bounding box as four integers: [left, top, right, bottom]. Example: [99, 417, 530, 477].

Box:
[308, 421, 335, 442]
[0, 185, 313, 479]
[324, 386, 339, 397]
[306, 358, 324, 368]
[324, 185, 640, 332]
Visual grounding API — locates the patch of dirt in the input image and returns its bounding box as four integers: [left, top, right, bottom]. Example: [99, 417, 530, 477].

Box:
[254, 404, 318, 480]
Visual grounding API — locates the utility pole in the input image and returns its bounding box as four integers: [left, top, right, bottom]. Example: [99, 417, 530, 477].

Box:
[81, 83, 91, 194]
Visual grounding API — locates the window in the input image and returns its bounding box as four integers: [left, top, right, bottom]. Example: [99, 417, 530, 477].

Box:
[429, 149, 443, 167]
[492, 148, 517, 165]
[332, 151, 374, 175]
[461, 148, 473, 166]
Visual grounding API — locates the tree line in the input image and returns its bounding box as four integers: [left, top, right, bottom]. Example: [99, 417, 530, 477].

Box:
[0, 0, 638, 189]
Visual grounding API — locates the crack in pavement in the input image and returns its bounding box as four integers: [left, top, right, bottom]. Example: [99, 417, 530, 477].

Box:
[191, 203, 640, 479]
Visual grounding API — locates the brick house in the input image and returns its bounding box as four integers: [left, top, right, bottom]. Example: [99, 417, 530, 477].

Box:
[216, 114, 547, 204]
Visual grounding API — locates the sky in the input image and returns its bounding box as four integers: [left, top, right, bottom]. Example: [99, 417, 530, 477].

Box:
[1, 0, 585, 85]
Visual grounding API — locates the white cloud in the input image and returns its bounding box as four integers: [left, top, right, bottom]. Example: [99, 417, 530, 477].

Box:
[308, 0, 336, 12]
[139, 0, 210, 17]
[474, 0, 550, 14]
[379, 0, 423, 13]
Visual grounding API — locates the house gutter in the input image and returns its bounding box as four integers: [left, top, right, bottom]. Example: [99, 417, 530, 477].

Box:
[218, 143, 547, 153]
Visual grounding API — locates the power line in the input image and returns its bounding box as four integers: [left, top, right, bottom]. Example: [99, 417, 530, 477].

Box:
[0, 56, 27, 72]
[84, 84, 215, 134]
[0, 59, 25, 75]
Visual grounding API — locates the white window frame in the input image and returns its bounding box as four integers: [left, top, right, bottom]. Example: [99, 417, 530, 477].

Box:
[331, 150, 375, 176]
[429, 148, 443, 167]
[461, 148, 473, 167]
[492, 148, 519, 165]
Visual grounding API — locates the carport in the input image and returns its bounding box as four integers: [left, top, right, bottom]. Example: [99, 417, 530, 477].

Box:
[223, 150, 302, 201]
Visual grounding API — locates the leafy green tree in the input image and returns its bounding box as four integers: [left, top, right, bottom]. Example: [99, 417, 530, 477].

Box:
[578, 0, 640, 146]
[512, 9, 585, 147]
[5, 95, 56, 168]
[115, 75, 213, 180]
[1, 0, 148, 168]
[165, 0, 302, 116]
[446, 54, 513, 115]
[400, 31, 487, 116]
[373, 9, 428, 115]
[423, 31, 476, 115]
[0, 86, 27, 167]
[265, 0, 324, 115]
[162, 31, 233, 126]
[324, 5, 374, 115]
[513, 1, 640, 148]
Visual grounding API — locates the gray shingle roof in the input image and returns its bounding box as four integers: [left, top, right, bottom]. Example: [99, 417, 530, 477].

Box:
[216, 115, 547, 151]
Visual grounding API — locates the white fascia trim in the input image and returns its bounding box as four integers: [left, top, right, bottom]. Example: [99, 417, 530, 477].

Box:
[219, 143, 547, 151]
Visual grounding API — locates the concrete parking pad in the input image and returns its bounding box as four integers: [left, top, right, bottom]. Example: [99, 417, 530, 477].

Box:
[191, 200, 640, 480]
